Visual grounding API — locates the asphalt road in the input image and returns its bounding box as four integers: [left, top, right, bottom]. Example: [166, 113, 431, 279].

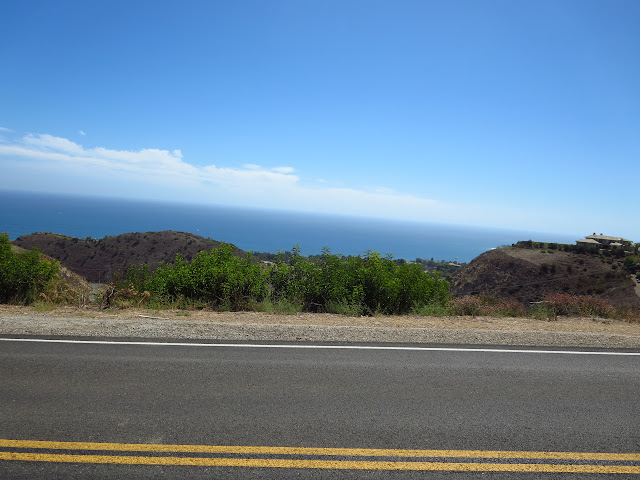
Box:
[1, 337, 639, 479]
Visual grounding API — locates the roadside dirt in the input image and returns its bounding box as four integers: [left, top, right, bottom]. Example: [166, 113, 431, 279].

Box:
[2, 304, 639, 337]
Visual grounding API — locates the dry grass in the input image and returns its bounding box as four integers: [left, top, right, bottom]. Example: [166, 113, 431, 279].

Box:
[447, 294, 640, 323]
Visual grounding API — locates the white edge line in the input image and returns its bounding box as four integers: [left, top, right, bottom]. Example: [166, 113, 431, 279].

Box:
[1, 338, 639, 356]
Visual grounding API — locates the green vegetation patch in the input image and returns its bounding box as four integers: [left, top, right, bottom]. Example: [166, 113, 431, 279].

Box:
[103, 244, 450, 316]
[0, 233, 59, 304]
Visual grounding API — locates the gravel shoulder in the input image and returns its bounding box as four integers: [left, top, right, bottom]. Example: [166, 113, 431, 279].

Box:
[1, 305, 640, 348]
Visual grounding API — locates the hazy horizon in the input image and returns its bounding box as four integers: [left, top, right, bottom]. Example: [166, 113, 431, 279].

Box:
[0, 190, 585, 263]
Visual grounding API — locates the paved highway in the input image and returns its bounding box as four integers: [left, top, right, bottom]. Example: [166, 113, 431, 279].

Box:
[1, 337, 639, 478]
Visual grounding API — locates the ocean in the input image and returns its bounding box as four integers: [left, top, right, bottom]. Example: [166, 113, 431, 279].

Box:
[0, 190, 578, 263]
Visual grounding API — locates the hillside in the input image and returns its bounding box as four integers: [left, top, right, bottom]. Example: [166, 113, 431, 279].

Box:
[450, 246, 640, 306]
[12, 231, 244, 283]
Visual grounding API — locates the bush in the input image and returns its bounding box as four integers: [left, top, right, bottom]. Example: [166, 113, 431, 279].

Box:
[611, 305, 640, 323]
[254, 297, 303, 315]
[447, 296, 526, 317]
[529, 302, 556, 320]
[413, 302, 449, 316]
[108, 244, 450, 315]
[0, 233, 59, 304]
[447, 296, 483, 316]
[117, 243, 269, 311]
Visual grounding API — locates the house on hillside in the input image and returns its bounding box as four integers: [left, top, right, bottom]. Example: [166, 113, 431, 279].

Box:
[576, 233, 632, 250]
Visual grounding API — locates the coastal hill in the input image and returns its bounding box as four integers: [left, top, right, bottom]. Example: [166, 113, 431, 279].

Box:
[450, 243, 640, 306]
[12, 232, 640, 307]
[12, 231, 244, 283]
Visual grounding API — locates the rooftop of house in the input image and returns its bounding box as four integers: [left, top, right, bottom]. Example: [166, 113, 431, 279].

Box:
[585, 233, 632, 243]
[576, 238, 601, 244]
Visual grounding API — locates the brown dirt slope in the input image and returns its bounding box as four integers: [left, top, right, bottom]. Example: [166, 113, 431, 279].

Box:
[450, 247, 639, 306]
[13, 231, 244, 283]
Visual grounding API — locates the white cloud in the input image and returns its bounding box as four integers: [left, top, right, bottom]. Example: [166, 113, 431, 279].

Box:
[0, 131, 473, 225]
[23, 133, 85, 155]
[0, 132, 301, 193]
[79, 130, 86, 136]
[272, 166, 295, 174]
[0, 126, 12, 132]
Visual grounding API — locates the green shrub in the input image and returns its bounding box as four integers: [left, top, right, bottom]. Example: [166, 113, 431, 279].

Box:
[447, 296, 483, 316]
[413, 302, 449, 316]
[447, 296, 526, 317]
[325, 299, 365, 317]
[529, 303, 556, 320]
[255, 298, 303, 314]
[120, 243, 269, 311]
[110, 244, 450, 315]
[0, 233, 59, 304]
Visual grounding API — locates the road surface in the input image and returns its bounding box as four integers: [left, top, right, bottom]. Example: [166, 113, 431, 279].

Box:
[1, 336, 639, 478]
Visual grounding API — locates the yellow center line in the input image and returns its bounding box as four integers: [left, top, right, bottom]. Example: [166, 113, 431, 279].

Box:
[1, 439, 638, 462]
[1, 451, 640, 473]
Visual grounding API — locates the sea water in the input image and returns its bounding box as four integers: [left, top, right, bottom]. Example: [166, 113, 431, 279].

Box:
[0, 190, 578, 263]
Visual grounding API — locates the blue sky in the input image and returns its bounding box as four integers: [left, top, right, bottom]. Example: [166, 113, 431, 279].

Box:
[1, 0, 638, 241]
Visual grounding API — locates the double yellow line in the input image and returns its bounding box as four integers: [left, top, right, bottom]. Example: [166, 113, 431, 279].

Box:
[1, 439, 639, 473]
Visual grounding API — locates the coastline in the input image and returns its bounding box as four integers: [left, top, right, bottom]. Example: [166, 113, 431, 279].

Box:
[0, 190, 579, 263]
